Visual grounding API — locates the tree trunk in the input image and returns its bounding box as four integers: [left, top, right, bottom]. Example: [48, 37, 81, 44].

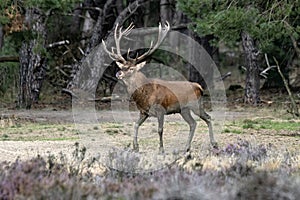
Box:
[171, 8, 215, 89]
[189, 33, 215, 89]
[0, 25, 4, 50]
[18, 8, 47, 109]
[188, 30, 204, 87]
[67, 0, 116, 92]
[160, 0, 175, 23]
[241, 31, 260, 105]
[70, 3, 84, 38]
[67, 0, 145, 95]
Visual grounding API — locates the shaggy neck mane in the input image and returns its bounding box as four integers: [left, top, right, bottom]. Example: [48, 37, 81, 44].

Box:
[124, 72, 151, 95]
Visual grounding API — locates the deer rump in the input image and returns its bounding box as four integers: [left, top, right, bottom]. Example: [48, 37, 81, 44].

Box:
[131, 79, 204, 116]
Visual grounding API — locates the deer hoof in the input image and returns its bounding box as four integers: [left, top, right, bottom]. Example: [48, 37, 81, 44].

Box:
[184, 151, 192, 160]
[133, 144, 139, 152]
[211, 142, 218, 149]
[185, 145, 191, 152]
[159, 147, 165, 154]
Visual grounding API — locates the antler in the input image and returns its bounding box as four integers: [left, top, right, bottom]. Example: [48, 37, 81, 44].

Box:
[129, 21, 170, 63]
[102, 21, 170, 65]
[102, 22, 135, 64]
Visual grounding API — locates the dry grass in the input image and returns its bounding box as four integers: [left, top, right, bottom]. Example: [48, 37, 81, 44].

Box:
[0, 107, 299, 199]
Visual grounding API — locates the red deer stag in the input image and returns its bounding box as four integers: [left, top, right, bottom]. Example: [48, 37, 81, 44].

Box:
[102, 22, 217, 153]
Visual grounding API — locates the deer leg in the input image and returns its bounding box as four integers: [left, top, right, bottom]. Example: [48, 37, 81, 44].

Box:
[157, 114, 165, 154]
[192, 101, 217, 148]
[180, 109, 196, 152]
[133, 113, 148, 151]
[199, 109, 217, 148]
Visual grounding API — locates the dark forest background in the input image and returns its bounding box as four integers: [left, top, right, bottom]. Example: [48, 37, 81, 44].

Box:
[0, 0, 299, 114]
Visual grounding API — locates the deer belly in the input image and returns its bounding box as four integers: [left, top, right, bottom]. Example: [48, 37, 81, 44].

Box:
[137, 102, 181, 116]
[164, 103, 181, 114]
[134, 92, 184, 116]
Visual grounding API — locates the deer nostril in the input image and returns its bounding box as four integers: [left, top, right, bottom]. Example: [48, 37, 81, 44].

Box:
[116, 71, 123, 79]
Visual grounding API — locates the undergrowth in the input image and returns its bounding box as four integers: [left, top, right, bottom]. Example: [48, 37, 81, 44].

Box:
[0, 140, 299, 200]
[224, 118, 300, 136]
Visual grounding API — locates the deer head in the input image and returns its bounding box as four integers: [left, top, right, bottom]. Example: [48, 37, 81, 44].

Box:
[115, 61, 147, 80]
[102, 22, 170, 82]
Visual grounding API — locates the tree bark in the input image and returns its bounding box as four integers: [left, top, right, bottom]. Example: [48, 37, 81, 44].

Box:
[170, 8, 215, 89]
[241, 31, 260, 105]
[18, 8, 47, 109]
[0, 25, 4, 50]
[67, 0, 146, 95]
[67, 0, 116, 92]
[85, 0, 116, 54]
[160, 0, 175, 23]
[188, 32, 215, 89]
[70, 3, 84, 38]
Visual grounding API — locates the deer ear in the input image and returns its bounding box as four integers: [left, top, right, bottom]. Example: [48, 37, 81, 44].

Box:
[116, 61, 124, 69]
[136, 61, 146, 71]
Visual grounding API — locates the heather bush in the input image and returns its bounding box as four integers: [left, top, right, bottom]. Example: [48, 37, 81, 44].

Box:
[220, 138, 268, 161]
[0, 141, 299, 199]
[0, 146, 102, 199]
[106, 147, 141, 175]
[236, 172, 300, 200]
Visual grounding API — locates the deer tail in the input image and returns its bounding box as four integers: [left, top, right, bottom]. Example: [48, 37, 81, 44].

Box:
[197, 84, 204, 96]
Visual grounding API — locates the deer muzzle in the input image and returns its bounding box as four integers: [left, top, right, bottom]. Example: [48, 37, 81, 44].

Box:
[116, 71, 123, 79]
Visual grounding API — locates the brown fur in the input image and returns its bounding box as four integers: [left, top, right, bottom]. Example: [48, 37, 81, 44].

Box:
[131, 79, 203, 116]
[121, 70, 217, 153]
[102, 22, 216, 153]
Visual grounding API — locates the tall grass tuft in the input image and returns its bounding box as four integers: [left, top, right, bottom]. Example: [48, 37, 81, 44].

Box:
[0, 141, 299, 199]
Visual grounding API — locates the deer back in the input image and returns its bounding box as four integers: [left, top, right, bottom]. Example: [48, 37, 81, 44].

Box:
[131, 79, 203, 115]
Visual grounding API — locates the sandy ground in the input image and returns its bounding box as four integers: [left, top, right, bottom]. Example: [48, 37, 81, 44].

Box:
[0, 108, 299, 171]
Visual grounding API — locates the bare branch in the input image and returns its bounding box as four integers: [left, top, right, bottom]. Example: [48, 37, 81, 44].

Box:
[0, 56, 19, 63]
[47, 40, 70, 48]
[261, 53, 276, 78]
[77, 47, 85, 56]
[113, 0, 149, 28]
[62, 88, 78, 98]
[274, 57, 299, 117]
[216, 72, 231, 81]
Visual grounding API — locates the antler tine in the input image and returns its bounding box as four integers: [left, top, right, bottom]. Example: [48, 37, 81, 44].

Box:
[114, 24, 123, 62]
[133, 21, 170, 63]
[103, 22, 170, 64]
[152, 21, 170, 50]
[102, 23, 138, 64]
[152, 22, 162, 49]
[113, 22, 135, 63]
[127, 48, 133, 61]
[102, 39, 117, 60]
[123, 22, 135, 36]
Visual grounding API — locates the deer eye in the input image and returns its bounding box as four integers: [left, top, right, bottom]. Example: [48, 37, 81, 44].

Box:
[129, 68, 134, 72]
